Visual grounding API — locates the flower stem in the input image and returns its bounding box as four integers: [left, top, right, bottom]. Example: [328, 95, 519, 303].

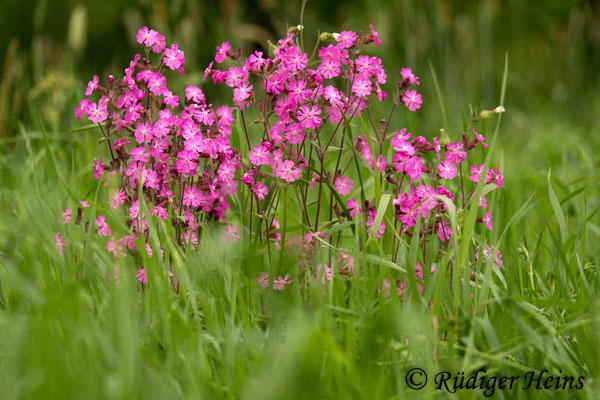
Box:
[279, 185, 288, 274]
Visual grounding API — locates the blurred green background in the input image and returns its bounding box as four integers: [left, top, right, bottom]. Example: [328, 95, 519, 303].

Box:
[1, 2, 600, 398]
[1, 0, 600, 136]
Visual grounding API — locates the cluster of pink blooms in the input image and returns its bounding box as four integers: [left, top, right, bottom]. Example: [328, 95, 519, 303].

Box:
[57, 24, 503, 294]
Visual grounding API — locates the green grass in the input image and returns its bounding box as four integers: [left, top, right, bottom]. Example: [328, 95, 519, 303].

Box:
[0, 88, 599, 399]
[1, 2, 600, 396]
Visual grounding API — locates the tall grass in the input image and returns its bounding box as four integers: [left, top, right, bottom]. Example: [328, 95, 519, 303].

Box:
[1, 65, 599, 399]
[1, 2, 599, 399]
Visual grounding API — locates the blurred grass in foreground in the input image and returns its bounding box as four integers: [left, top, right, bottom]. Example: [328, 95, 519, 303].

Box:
[1, 0, 600, 399]
[1, 75, 599, 399]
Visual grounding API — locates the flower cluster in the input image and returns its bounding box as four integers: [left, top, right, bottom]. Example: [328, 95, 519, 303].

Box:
[68, 26, 241, 283]
[58, 24, 503, 295]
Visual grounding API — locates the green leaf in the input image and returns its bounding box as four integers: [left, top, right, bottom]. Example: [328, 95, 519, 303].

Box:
[364, 193, 391, 248]
[547, 169, 568, 242]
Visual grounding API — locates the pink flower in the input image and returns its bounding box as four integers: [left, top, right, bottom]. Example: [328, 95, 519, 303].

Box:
[402, 90, 422, 112]
[143, 169, 160, 190]
[183, 187, 202, 208]
[483, 212, 493, 231]
[476, 244, 503, 269]
[150, 206, 168, 220]
[316, 264, 332, 285]
[86, 96, 109, 124]
[92, 157, 104, 180]
[185, 86, 205, 103]
[222, 224, 240, 243]
[337, 251, 354, 275]
[273, 160, 301, 183]
[85, 75, 99, 96]
[297, 105, 322, 129]
[163, 89, 180, 106]
[400, 68, 420, 86]
[485, 168, 504, 189]
[74, 99, 91, 119]
[194, 106, 215, 126]
[284, 123, 305, 144]
[390, 129, 415, 156]
[335, 30, 357, 48]
[248, 51, 267, 71]
[382, 279, 396, 298]
[347, 199, 362, 218]
[233, 83, 253, 109]
[473, 129, 488, 148]
[134, 122, 153, 144]
[110, 189, 127, 209]
[368, 24, 381, 46]
[62, 206, 72, 225]
[136, 27, 165, 53]
[175, 150, 198, 175]
[445, 142, 467, 164]
[162, 44, 185, 74]
[318, 59, 341, 79]
[129, 146, 149, 163]
[335, 176, 353, 196]
[273, 275, 292, 290]
[479, 194, 488, 209]
[80, 200, 90, 208]
[253, 182, 268, 200]
[366, 208, 386, 238]
[437, 160, 457, 179]
[135, 27, 152, 44]
[54, 233, 67, 255]
[249, 145, 270, 166]
[215, 41, 231, 63]
[433, 137, 441, 160]
[256, 273, 269, 288]
[437, 221, 452, 242]
[280, 46, 308, 72]
[376, 155, 387, 172]
[96, 215, 112, 237]
[470, 164, 484, 183]
[404, 156, 424, 183]
[136, 268, 148, 284]
[352, 76, 372, 97]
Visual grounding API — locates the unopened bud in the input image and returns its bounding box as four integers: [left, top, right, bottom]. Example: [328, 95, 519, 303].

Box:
[439, 128, 451, 146]
[334, 203, 343, 218]
[267, 40, 277, 58]
[320, 32, 335, 42]
[378, 119, 386, 134]
[479, 106, 506, 119]
[288, 24, 304, 33]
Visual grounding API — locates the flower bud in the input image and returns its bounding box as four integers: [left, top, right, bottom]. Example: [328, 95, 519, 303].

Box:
[439, 128, 451, 146]
[334, 203, 343, 218]
[479, 106, 505, 119]
[378, 119, 386, 134]
[288, 24, 304, 34]
[320, 32, 336, 42]
[267, 40, 277, 58]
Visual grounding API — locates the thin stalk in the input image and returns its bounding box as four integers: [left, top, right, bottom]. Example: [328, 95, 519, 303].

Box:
[279, 186, 288, 273]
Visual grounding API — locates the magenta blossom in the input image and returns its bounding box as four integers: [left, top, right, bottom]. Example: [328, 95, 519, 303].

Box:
[215, 41, 231, 63]
[437, 160, 457, 179]
[253, 182, 268, 200]
[96, 215, 112, 237]
[135, 268, 148, 284]
[273, 160, 301, 183]
[273, 275, 292, 290]
[335, 176, 354, 196]
[402, 90, 422, 111]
